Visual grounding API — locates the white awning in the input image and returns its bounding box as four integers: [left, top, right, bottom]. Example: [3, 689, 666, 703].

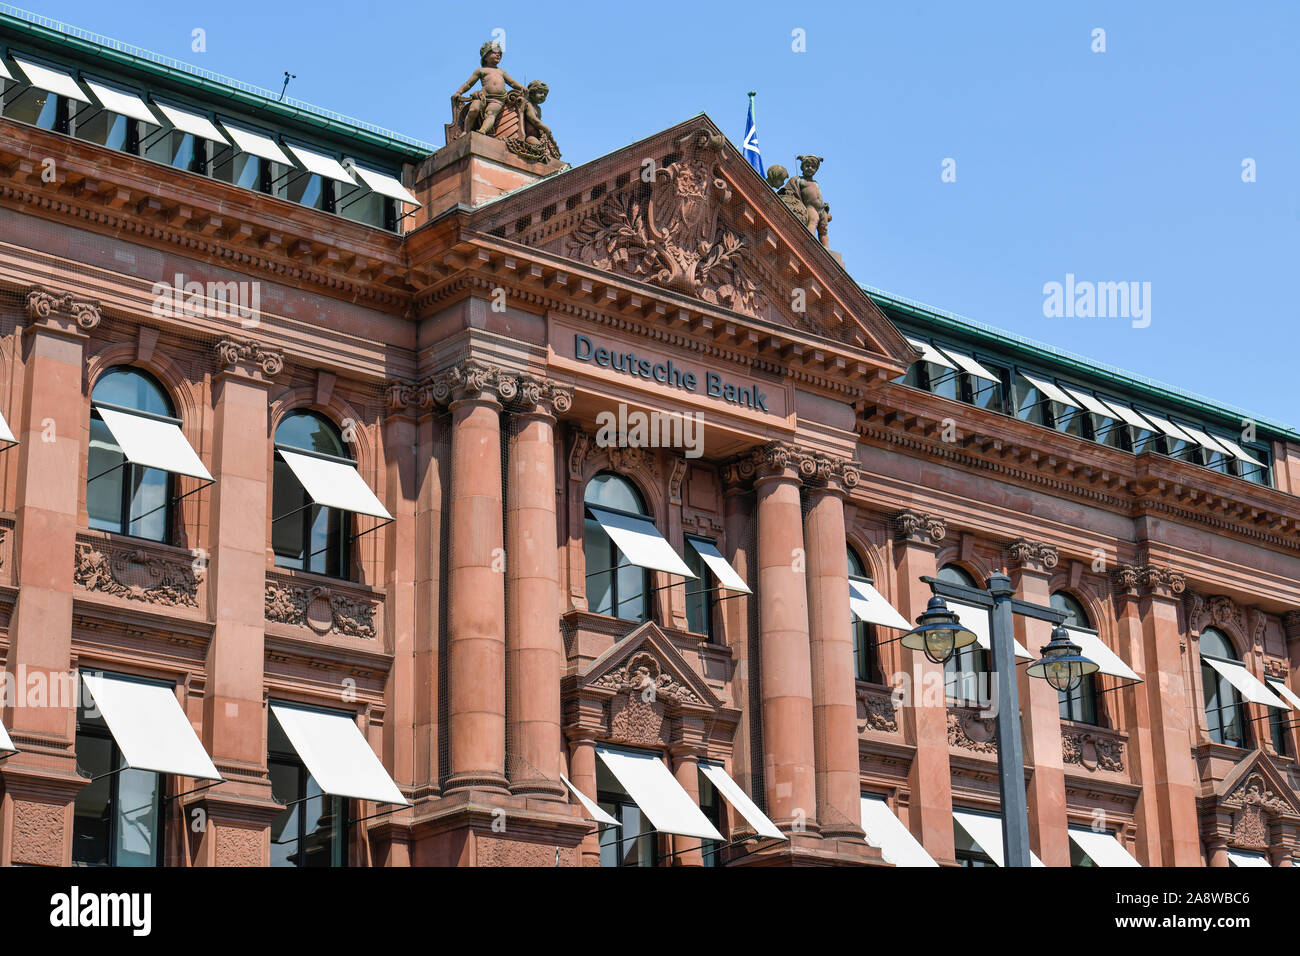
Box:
[81, 673, 221, 780]
[595, 748, 722, 840]
[560, 773, 619, 826]
[1066, 627, 1141, 682]
[1267, 679, 1300, 710]
[953, 809, 1046, 867]
[11, 55, 90, 103]
[1203, 658, 1289, 709]
[83, 78, 158, 125]
[96, 406, 212, 481]
[1227, 850, 1271, 867]
[938, 347, 1000, 383]
[0, 409, 16, 445]
[346, 163, 421, 206]
[1100, 399, 1156, 432]
[848, 577, 912, 630]
[269, 704, 407, 805]
[1068, 827, 1141, 867]
[1210, 434, 1267, 468]
[699, 763, 784, 840]
[1180, 424, 1232, 457]
[586, 506, 694, 578]
[220, 121, 293, 165]
[1019, 372, 1079, 408]
[278, 448, 392, 520]
[687, 538, 750, 594]
[0, 716, 14, 754]
[0, 57, 13, 82]
[905, 337, 956, 370]
[1062, 387, 1118, 420]
[284, 142, 354, 183]
[1139, 412, 1196, 445]
[949, 599, 1033, 660]
[860, 796, 937, 867]
[153, 101, 229, 144]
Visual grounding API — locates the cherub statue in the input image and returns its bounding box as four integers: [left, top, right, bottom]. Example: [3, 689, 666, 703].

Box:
[768, 155, 831, 246]
[452, 40, 525, 136]
[519, 80, 560, 158]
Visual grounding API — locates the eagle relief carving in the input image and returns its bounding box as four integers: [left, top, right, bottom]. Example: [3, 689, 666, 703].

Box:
[569, 128, 760, 317]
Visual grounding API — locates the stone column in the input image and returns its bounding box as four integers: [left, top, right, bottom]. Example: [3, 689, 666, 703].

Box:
[892, 510, 956, 864]
[803, 460, 863, 839]
[1122, 563, 1201, 866]
[669, 744, 704, 865]
[750, 443, 817, 833]
[505, 380, 570, 796]
[721, 483, 757, 799]
[194, 337, 287, 866]
[442, 360, 508, 793]
[566, 730, 602, 867]
[0, 290, 99, 866]
[1006, 539, 1070, 867]
[1114, 572, 1163, 865]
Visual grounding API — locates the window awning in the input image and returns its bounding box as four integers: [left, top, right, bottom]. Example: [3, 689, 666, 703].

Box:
[699, 763, 784, 840]
[687, 538, 750, 593]
[346, 163, 421, 206]
[277, 448, 392, 520]
[1203, 658, 1289, 709]
[949, 599, 1033, 660]
[1210, 434, 1266, 468]
[0, 57, 13, 82]
[1139, 412, 1196, 445]
[219, 121, 293, 165]
[938, 347, 1000, 383]
[1227, 850, 1270, 867]
[1100, 399, 1156, 432]
[953, 809, 1046, 867]
[595, 748, 722, 840]
[586, 506, 694, 577]
[860, 796, 937, 866]
[0, 409, 16, 446]
[269, 703, 408, 805]
[1179, 424, 1231, 457]
[905, 337, 956, 370]
[1019, 372, 1079, 408]
[96, 406, 212, 481]
[848, 577, 912, 630]
[1267, 679, 1300, 710]
[0, 716, 14, 754]
[153, 101, 229, 144]
[83, 78, 158, 125]
[284, 142, 355, 183]
[560, 773, 618, 825]
[11, 55, 90, 103]
[1068, 827, 1141, 866]
[81, 673, 221, 780]
[1062, 387, 1117, 420]
[1065, 627, 1141, 682]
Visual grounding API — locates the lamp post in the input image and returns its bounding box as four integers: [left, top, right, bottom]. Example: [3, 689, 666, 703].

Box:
[903, 571, 1097, 867]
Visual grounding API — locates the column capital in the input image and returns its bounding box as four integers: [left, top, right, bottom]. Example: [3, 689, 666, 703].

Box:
[1113, 563, 1186, 600]
[720, 440, 859, 491]
[406, 361, 573, 416]
[891, 509, 948, 548]
[213, 336, 284, 380]
[23, 286, 101, 337]
[1005, 538, 1060, 576]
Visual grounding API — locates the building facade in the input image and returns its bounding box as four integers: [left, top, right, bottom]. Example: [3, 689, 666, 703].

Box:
[1, 12, 1299, 868]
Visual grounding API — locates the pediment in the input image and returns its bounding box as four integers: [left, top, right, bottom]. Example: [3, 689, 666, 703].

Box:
[577, 620, 723, 714]
[468, 115, 914, 366]
[1215, 750, 1300, 819]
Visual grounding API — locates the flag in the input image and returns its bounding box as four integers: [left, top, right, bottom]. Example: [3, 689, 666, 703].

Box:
[742, 91, 764, 177]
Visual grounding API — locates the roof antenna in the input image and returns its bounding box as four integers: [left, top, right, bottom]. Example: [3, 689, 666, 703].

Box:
[279, 71, 296, 101]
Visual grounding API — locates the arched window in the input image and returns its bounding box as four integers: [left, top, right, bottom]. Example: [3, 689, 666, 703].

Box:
[1052, 592, 1100, 724]
[1201, 628, 1248, 748]
[940, 564, 988, 705]
[273, 411, 350, 577]
[87, 367, 175, 542]
[584, 473, 651, 623]
[848, 547, 879, 683]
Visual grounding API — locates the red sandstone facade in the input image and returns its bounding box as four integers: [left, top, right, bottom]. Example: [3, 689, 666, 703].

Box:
[2, 42, 1300, 868]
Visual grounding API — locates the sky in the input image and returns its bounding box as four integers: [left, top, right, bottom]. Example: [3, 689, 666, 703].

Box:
[12, 0, 1298, 426]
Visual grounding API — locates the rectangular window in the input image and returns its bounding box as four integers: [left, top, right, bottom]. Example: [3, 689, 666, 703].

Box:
[268, 712, 348, 868]
[698, 767, 723, 867]
[596, 757, 657, 867]
[684, 536, 717, 641]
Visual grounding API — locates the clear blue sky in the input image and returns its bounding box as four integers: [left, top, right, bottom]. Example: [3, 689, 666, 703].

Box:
[19, 0, 1299, 426]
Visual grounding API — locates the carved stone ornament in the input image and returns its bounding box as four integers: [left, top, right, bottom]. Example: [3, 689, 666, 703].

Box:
[1185, 592, 1247, 637]
[947, 708, 998, 753]
[1223, 772, 1289, 850]
[765, 154, 831, 247]
[74, 542, 202, 607]
[449, 41, 561, 162]
[1006, 538, 1059, 573]
[589, 651, 703, 708]
[569, 128, 761, 316]
[389, 368, 570, 417]
[858, 690, 898, 733]
[215, 337, 284, 376]
[892, 509, 948, 547]
[25, 288, 101, 330]
[264, 581, 377, 639]
[1113, 563, 1185, 599]
[1062, 729, 1125, 773]
[720, 440, 859, 490]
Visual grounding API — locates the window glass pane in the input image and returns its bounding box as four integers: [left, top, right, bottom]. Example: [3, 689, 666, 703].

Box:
[275, 412, 347, 457]
[126, 465, 169, 540]
[269, 760, 301, 868]
[285, 171, 324, 209]
[272, 458, 307, 569]
[306, 503, 344, 577]
[584, 474, 646, 513]
[615, 562, 647, 622]
[115, 768, 161, 867]
[684, 542, 712, 637]
[4, 88, 60, 128]
[1200, 628, 1236, 660]
[92, 368, 172, 416]
[583, 517, 614, 616]
[213, 152, 262, 190]
[77, 111, 129, 151]
[927, 362, 958, 401]
[72, 733, 114, 866]
[88, 416, 126, 532]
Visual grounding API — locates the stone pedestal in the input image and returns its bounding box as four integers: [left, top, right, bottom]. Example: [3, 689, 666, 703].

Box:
[409, 132, 565, 227]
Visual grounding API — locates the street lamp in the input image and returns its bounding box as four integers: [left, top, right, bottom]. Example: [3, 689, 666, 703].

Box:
[902, 571, 1096, 867]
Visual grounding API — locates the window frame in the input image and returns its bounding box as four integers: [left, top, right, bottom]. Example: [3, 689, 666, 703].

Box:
[683, 535, 719, 642]
[1199, 628, 1250, 749]
[1051, 591, 1100, 725]
[847, 547, 879, 684]
[582, 473, 653, 624]
[267, 706, 350, 868]
[272, 411, 353, 580]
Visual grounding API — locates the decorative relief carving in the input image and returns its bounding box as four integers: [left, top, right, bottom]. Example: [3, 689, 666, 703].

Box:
[264, 580, 377, 639]
[215, 337, 284, 376]
[74, 542, 202, 607]
[1223, 772, 1289, 849]
[1006, 538, 1059, 573]
[1185, 592, 1246, 637]
[892, 509, 948, 547]
[25, 287, 102, 330]
[1062, 729, 1125, 772]
[720, 441, 859, 490]
[947, 708, 998, 753]
[1113, 564, 1185, 599]
[668, 458, 688, 505]
[858, 690, 898, 733]
[567, 429, 591, 480]
[391, 362, 572, 416]
[569, 128, 761, 317]
[608, 692, 667, 748]
[214, 825, 266, 866]
[590, 651, 703, 707]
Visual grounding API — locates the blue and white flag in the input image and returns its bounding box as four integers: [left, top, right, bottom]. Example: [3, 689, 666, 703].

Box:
[742, 91, 764, 177]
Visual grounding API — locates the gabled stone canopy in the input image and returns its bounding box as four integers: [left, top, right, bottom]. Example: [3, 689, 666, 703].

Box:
[1199, 749, 1300, 857]
[576, 620, 724, 716]
[467, 115, 915, 368]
